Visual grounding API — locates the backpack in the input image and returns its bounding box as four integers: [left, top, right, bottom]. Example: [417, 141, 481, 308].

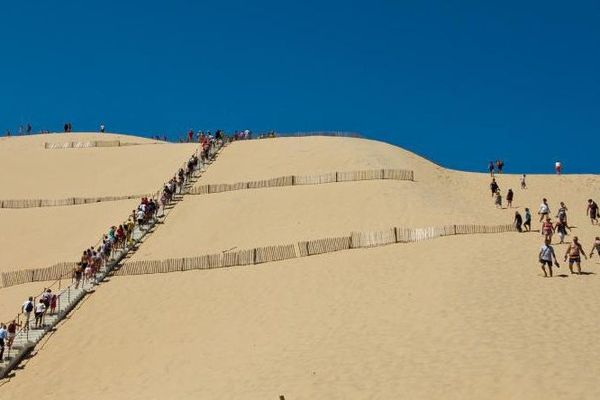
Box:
[25, 301, 33, 313]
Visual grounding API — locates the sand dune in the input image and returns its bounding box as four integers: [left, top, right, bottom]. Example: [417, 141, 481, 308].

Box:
[0, 133, 196, 198]
[3, 234, 600, 400]
[2, 135, 600, 399]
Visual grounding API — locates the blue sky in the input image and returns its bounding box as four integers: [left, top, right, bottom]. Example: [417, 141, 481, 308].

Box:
[1, 1, 599, 173]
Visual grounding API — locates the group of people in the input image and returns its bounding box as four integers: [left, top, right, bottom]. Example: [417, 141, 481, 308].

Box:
[2, 142, 218, 363]
[488, 160, 505, 176]
[490, 176, 526, 209]
[487, 172, 600, 278]
[528, 198, 599, 277]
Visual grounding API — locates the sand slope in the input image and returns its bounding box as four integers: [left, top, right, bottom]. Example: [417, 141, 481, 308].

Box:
[2, 136, 600, 400]
[3, 234, 600, 399]
[0, 133, 196, 198]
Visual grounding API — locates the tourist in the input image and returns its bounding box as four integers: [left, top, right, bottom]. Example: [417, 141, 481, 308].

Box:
[542, 217, 554, 242]
[524, 208, 532, 232]
[564, 236, 587, 274]
[50, 292, 58, 315]
[100, 123, 105, 133]
[73, 263, 83, 289]
[494, 189, 502, 208]
[0, 324, 6, 361]
[557, 202, 569, 227]
[588, 237, 600, 258]
[514, 211, 523, 232]
[34, 299, 46, 329]
[506, 189, 514, 208]
[6, 320, 19, 356]
[555, 161, 562, 175]
[555, 220, 569, 244]
[520, 174, 527, 189]
[496, 160, 504, 174]
[587, 199, 599, 225]
[22, 297, 34, 331]
[538, 198, 550, 222]
[488, 161, 495, 176]
[490, 178, 499, 198]
[539, 238, 560, 278]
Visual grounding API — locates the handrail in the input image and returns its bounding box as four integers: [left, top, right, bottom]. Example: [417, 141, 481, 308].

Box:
[1, 139, 225, 372]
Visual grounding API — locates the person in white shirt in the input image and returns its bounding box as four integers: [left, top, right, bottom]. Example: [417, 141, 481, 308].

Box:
[539, 239, 560, 278]
[555, 161, 562, 175]
[34, 300, 47, 329]
[538, 198, 550, 222]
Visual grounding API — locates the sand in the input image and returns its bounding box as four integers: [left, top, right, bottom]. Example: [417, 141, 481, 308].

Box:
[0, 199, 139, 271]
[0, 133, 197, 198]
[2, 136, 600, 399]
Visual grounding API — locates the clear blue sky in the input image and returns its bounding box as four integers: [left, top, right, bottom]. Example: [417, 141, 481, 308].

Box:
[2, 1, 599, 173]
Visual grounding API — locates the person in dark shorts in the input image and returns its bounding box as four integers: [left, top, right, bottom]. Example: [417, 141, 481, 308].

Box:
[564, 236, 587, 275]
[587, 199, 599, 225]
[488, 161, 495, 177]
[514, 211, 523, 232]
[506, 189, 514, 208]
[490, 179, 499, 198]
[524, 208, 532, 231]
[539, 238, 559, 277]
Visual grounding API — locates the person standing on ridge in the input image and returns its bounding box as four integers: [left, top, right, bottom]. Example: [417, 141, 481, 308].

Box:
[587, 199, 599, 225]
[564, 236, 587, 274]
[539, 238, 560, 278]
[100, 123, 105, 133]
[488, 161, 495, 177]
[555, 161, 562, 175]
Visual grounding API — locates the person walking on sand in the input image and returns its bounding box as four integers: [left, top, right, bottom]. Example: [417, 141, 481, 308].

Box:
[538, 198, 550, 222]
[539, 239, 560, 278]
[488, 161, 495, 177]
[587, 199, 599, 225]
[521, 174, 527, 189]
[555, 220, 570, 244]
[497, 160, 504, 174]
[588, 237, 600, 258]
[557, 202, 569, 227]
[555, 161, 562, 175]
[506, 189, 514, 208]
[564, 236, 587, 274]
[490, 178, 499, 198]
[514, 211, 523, 232]
[524, 208, 532, 231]
[494, 189, 502, 208]
[542, 217, 554, 242]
